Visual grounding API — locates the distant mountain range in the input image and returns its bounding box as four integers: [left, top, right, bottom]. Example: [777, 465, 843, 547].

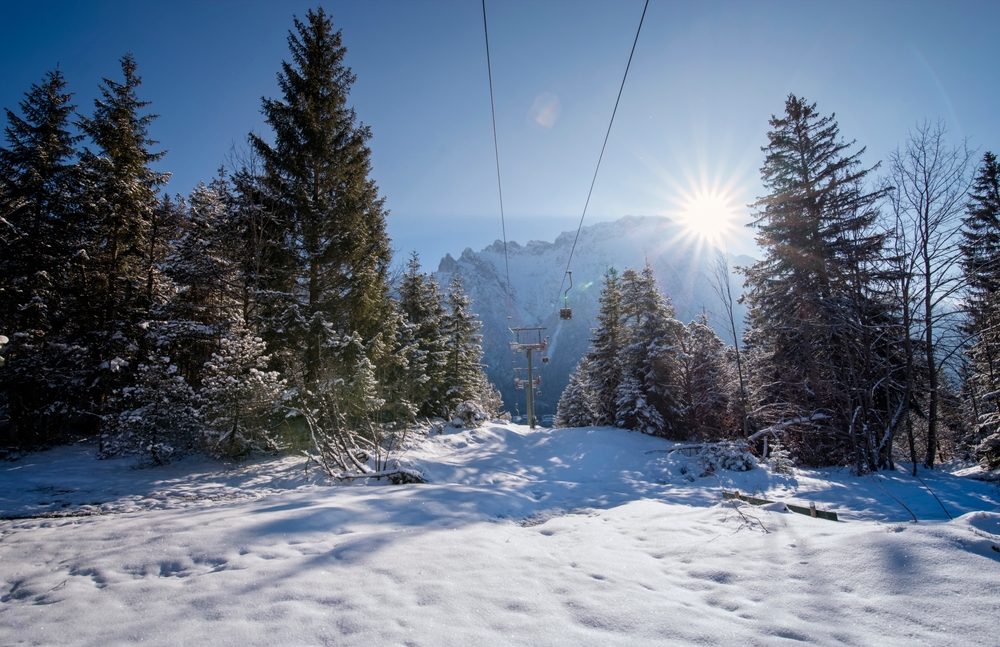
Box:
[433, 215, 755, 419]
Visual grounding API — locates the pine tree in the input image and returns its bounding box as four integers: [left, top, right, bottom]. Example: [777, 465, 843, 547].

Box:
[587, 268, 625, 427]
[104, 336, 200, 465]
[0, 69, 84, 446]
[960, 152, 1000, 462]
[441, 274, 497, 417]
[615, 266, 684, 437]
[395, 252, 448, 417]
[677, 316, 731, 441]
[161, 181, 242, 386]
[76, 54, 169, 439]
[555, 356, 597, 428]
[743, 94, 889, 466]
[250, 8, 393, 389]
[199, 326, 285, 458]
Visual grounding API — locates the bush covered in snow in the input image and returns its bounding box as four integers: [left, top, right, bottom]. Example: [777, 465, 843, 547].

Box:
[697, 441, 757, 474]
[452, 400, 490, 428]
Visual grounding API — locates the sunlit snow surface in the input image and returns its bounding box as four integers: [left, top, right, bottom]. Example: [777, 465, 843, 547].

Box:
[2, 423, 999, 646]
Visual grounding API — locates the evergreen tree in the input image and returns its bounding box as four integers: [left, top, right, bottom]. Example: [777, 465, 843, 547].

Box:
[677, 316, 731, 441]
[587, 268, 625, 427]
[441, 274, 497, 416]
[104, 338, 200, 465]
[555, 356, 597, 428]
[76, 54, 169, 439]
[395, 252, 448, 417]
[743, 94, 889, 466]
[250, 8, 393, 389]
[161, 182, 241, 386]
[615, 266, 684, 437]
[145, 192, 185, 310]
[199, 326, 285, 458]
[0, 69, 84, 446]
[960, 152, 1000, 460]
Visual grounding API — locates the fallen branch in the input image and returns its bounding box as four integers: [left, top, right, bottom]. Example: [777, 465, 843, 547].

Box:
[727, 499, 769, 533]
[722, 490, 839, 522]
[336, 469, 426, 485]
[747, 413, 831, 441]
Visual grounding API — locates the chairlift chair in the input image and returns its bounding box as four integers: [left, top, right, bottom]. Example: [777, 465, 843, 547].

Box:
[559, 271, 573, 320]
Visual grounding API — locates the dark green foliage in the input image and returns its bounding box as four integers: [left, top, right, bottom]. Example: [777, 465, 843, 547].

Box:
[614, 266, 684, 437]
[677, 316, 732, 441]
[961, 152, 1000, 446]
[587, 268, 625, 427]
[0, 8, 510, 466]
[250, 8, 393, 389]
[742, 94, 895, 467]
[441, 274, 498, 417]
[395, 252, 448, 417]
[76, 54, 170, 439]
[0, 69, 84, 447]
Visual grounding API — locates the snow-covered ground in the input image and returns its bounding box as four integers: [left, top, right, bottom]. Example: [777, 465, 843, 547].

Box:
[2, 423, 998, 646]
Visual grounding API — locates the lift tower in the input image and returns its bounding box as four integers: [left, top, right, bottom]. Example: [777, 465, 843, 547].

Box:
[508, 320, 547, 429]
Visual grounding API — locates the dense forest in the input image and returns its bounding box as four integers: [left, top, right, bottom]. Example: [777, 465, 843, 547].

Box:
[2, 8, 999, 476]
[557, 96, 1000, 474]
[0, 9, 499, 473]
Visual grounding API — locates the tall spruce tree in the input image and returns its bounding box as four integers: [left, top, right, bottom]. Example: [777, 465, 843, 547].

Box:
[250, 8, 393, 390]
[587, 268, 625, 427]
[743, 94, 890, 466]
[395, 253, 448, 417]
[0, 69, 83, 446]
[441, 274, 497, 416]
[677, 316, 731, 441]
[161, 182, 242, 386]
[960, 152, 1000, 466]
[615, 266, 684, 437]
[77, 54, 169, 438]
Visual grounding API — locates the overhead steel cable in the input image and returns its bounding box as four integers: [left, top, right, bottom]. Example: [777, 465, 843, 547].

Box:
[482, 0, 512, 300]
[556, 0, 650, 306]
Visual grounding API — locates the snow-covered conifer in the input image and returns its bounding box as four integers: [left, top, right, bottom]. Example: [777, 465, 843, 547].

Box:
[396, 253, 448, 417]
[555, 356, 597, 428]
[615, 266, 684, 437]
[104, 335, 200, 465]
[441, 274, 497, 417]
[0, 69, 87, 447]
[77, 55, 169, 438]
[677, 316, 731, 441]
[586, 268, 625, 427]
[199, 326, 285, 458]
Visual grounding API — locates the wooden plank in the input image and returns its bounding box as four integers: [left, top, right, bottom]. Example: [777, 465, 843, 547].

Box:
[722, 491, 839, 522]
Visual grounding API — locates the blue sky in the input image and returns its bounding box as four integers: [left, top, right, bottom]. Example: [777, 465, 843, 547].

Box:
[3, 0, 998, 268]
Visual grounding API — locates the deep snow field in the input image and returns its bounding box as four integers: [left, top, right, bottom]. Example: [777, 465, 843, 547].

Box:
[1, 423, 999, 646]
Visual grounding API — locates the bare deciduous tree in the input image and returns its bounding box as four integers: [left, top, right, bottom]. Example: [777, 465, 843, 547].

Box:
[886, 120, 974, 469]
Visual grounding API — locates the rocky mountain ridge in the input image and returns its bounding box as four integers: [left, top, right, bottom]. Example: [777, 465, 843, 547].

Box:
[433, 215, 753, 419]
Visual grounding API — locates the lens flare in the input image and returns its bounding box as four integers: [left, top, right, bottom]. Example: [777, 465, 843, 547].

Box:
[530, 92, 561, 129]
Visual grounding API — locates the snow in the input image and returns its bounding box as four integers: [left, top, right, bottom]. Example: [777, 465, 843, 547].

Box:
[2, 423, 999, 645]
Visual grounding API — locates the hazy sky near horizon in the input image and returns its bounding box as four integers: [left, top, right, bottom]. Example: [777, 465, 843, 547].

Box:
[3, 0, 999, 268]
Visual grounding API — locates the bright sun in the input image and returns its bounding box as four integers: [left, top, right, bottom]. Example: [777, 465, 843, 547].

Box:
[678, 191, 738, 245]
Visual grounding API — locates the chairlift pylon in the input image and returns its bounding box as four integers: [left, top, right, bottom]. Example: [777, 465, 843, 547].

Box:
[559, 270, 573, 320]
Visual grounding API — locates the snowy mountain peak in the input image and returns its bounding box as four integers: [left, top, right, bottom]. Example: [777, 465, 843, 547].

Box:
[433, 215, 750, 419]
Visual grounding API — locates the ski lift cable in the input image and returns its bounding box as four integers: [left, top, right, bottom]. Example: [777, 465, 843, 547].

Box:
[555, 0, 650, 306]
[482, 0, 513, 299]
